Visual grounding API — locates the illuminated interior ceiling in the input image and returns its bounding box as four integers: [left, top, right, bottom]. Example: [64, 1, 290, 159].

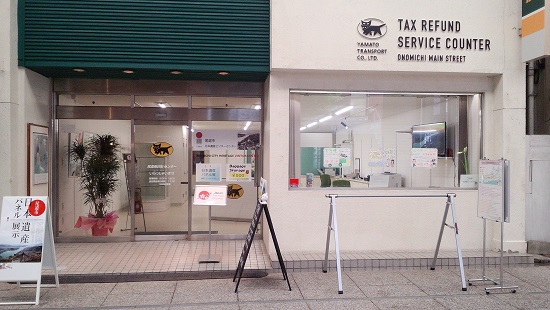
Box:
[298, 94, 457, 133]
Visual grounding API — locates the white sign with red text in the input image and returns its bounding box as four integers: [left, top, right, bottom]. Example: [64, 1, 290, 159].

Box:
[193, 185, 228, 206]
[0, 197, 48, 281]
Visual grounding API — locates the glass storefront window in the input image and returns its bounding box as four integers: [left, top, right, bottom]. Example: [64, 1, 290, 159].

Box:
[290, 92, 481, 189]
[191, 121, 261, 235]
[57, 119, 132, 237]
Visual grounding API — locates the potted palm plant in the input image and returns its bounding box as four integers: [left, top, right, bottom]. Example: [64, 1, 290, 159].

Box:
[70, 134, 121, 236]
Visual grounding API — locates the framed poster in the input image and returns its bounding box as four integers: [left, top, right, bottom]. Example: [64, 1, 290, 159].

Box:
[27, 124, 48, 194]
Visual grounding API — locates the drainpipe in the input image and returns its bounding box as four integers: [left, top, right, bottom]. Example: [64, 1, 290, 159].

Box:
[527, 61, 535, 135]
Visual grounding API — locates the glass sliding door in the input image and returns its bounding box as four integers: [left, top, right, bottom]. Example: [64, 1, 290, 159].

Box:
[191, 121, 260, 236]
[134, 124, 189, 235]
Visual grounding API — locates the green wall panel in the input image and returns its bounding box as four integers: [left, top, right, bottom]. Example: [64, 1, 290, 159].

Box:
[19, 0, 269, 81]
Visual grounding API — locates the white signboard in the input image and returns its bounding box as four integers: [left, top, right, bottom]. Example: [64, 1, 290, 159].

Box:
[477, 160, 504, 221]
[193, 185, 228, 206]
[192, 130, 260, 150]
[323, 148, 351, 168]
[272, 0, 503, 74]
[411, 148, 438, 168]
[196, 164, 222, 182]
[0, 197, 48, 281]
[226, 164, 252, 182]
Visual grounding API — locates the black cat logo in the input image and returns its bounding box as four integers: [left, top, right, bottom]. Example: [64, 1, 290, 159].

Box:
[150, 142, 173, 157]
[358, 18, 387, 39]
[227, 184, 244, 199]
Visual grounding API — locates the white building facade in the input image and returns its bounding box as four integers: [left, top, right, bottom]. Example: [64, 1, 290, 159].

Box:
[1, 0, 529, 259]
[264, 0, 526, 255]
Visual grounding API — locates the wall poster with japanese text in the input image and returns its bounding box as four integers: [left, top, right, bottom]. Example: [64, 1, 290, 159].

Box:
[411, 148, 438, 168]
[323, 148, 351, 168]
[192, 130, 260, 150]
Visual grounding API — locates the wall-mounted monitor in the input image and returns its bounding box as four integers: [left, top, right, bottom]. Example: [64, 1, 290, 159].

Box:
[411, 122, 447, 157]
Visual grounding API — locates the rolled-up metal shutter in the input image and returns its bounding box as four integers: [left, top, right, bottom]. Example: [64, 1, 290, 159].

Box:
[18, 0, 269, 81]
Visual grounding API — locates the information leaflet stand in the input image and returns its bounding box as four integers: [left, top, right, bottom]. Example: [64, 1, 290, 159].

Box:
[234, 179, 291, 293]
[0, 197, 59, 306]
[468, 159, 518, 294]
[323, 193, 467, 294]
[193, 185, 228, 263]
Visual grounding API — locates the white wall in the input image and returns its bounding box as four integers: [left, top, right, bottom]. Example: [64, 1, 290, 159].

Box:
[1, 0, 50, 199]
[301, 133, 332, 148]
[272, 0, 504, 73]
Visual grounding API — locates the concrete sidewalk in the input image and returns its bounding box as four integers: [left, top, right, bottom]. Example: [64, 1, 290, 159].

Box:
[3, 265, 550, 309]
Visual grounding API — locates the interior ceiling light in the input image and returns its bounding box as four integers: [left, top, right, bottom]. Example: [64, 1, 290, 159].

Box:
[123, 69, 134, 74]
[218, 71, 230, 76]
[254, 105, 261, 110]
[244, 121, 251, 130]
[170, 70, 183, 75]
[335, 106, 354, 115]
[73, 68, 85, 72]
[300, 126, 307, 131]
[156, 102, 168, 108]
[319, 115, 333, 123]
[306, 121, 318, 128]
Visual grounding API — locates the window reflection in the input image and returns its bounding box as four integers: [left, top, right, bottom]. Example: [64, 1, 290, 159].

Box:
[291, 92, 480, 189]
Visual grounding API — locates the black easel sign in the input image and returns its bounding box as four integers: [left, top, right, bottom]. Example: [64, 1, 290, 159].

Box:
[233, 201, 291, 292]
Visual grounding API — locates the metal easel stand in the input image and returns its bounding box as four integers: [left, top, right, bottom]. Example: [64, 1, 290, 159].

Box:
[199, 205, 221, 263]
[322, 194, 343, 294]
[430, 194, 467, 291]
[468, 218, 517, 294]
[322, 193, 467, 294]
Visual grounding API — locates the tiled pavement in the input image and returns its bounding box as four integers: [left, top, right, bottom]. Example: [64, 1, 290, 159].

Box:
[3, 266, 550, 309]
[0, 240, 546, 309]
